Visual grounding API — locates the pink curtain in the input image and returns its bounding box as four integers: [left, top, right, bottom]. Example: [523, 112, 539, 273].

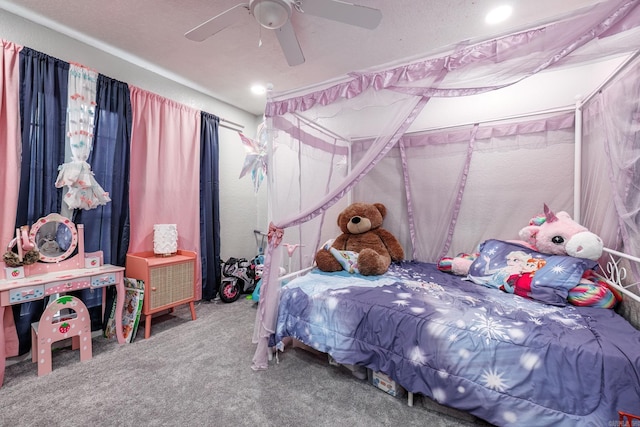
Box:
[129, 87, 202, 299]
[0, 39, 22, 385]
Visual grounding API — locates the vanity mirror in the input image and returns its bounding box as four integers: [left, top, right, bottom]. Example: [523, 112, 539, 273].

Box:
[29, 213, 78, 263]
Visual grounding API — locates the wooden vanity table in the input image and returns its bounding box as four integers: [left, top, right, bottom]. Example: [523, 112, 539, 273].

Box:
[0, 213, 127, 388]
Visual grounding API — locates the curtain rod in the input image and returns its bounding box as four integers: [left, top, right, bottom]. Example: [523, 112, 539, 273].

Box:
[221, 117, 244, 129]
[220, 122, 243, 132]
[219, 117, 245, 132]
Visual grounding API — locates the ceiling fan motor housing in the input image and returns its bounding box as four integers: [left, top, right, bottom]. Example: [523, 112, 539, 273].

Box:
[250, 0, 292, 29]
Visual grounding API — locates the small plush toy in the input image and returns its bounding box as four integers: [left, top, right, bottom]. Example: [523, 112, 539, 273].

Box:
[438, 204, 604, 276]
[315, 202, 404, 276]
[567, 269, 622, 308]
[437, 252, 480, 276]
[3, 225, 40, 267]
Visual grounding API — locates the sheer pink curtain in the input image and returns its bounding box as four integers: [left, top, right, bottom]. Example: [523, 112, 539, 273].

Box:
[582, 56, 640, 276]
[0, 39, 22, 385]
[129, 87, 202, 298]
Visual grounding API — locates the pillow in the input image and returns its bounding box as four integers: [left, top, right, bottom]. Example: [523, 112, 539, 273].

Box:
[467, 239, 597, 306]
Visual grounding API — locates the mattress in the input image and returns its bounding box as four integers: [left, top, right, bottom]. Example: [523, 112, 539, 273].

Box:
[273, 261, 640, 426]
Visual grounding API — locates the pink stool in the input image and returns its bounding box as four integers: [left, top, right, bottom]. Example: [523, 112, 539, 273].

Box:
[31, 295, 92, 376]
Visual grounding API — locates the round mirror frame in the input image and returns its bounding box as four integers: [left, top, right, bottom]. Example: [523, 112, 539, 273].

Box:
[29, 214, 78, 263]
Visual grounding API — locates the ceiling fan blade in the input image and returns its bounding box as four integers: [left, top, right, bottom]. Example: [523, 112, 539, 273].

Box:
[275, 20, 305, 66]
[185, 3, 250, 42]
[299, 0, 382, 29]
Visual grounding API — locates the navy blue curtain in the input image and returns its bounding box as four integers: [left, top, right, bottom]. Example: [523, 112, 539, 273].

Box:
[74, 75, 132, 329]
[200, 112, 222, 300]
[75, 75, 131, 266]
[13, 48, 68, 355]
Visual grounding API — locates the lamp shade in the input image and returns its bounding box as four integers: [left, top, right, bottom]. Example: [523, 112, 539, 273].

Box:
[153, 224, 178, 256]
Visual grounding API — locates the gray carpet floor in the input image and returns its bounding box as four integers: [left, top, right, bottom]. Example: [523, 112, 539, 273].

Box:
[0, 298, 492, 426]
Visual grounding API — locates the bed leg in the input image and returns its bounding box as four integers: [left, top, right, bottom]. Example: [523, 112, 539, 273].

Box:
[407, 392, 414, 407]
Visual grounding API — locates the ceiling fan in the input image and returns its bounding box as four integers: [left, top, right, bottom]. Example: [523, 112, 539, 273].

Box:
[185, 0, 382, 66]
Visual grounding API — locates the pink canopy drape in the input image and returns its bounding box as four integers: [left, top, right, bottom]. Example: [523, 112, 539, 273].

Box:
[0, 39, 22, 386]
[129, 87, 203, 298]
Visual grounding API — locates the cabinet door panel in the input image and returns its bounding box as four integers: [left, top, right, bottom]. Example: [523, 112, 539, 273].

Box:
[148, 261, 194, 311]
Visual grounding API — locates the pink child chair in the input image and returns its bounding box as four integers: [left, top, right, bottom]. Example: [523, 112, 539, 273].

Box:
[31, 295, 92, 376]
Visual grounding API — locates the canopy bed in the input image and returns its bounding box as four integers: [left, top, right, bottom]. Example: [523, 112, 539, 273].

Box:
[251, 1, 640, 425]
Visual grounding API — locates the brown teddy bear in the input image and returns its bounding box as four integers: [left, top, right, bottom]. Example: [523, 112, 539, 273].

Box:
[315, 202, 404, 276]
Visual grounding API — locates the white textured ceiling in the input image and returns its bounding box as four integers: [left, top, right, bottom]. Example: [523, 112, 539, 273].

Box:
[0, 0, 603, 116]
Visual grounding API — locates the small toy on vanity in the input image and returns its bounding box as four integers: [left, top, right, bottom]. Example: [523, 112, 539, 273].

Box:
[3, 225, 40, 278]
[3, 225, 40, 266]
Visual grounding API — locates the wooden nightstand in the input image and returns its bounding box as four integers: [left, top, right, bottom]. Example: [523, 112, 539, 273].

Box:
[125, 250, 197, 338]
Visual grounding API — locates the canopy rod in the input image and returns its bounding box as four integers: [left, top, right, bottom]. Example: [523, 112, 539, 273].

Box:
[348, 105, 575, 143]
[404, 105, 576, 136]
[292, 113, 350, 143]
[574, 98, 583, 223]
[580, 50, 640, 107]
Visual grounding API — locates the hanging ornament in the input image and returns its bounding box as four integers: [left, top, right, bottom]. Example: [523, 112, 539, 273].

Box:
[238, 122, 270, 193]
[56, 63, 110, 210]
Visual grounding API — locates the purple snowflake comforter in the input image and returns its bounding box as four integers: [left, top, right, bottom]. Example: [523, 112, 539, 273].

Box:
[273, 261, 640, 426]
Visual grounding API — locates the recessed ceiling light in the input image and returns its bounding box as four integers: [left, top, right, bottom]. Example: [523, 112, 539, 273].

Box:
[485, 5, 512, 25]
[251, 84, 267, 95]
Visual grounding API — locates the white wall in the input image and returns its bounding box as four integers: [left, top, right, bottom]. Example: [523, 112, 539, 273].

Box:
[0, 9, 267, 262]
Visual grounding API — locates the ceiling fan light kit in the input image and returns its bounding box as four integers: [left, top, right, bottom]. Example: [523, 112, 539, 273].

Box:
[185, 0, 382, 66]
[251, 0, 292, 30]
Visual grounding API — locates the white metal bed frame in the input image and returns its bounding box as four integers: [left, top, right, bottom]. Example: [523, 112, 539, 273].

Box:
[602, 247, 640, 304]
